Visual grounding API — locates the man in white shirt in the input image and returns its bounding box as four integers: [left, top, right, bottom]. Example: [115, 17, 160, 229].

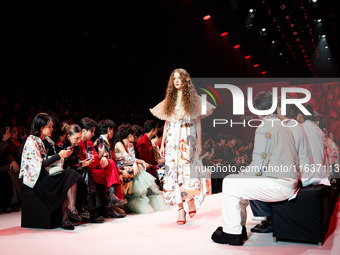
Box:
[298, 103, 330, 186]
[250, 98, 314, 233]
[249, 100, 331, 234]
[212, 91, 298, 246]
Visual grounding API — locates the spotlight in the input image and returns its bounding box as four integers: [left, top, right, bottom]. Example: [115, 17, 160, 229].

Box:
[272, 41, 275, 44]
[312, 0, 317, 3]
[261, 71, 267, 75]
[262, 28, 266, 32]
[203, 15, 211, 20]
[321, 34, 326, 38]
[221, 32, 228, 37]
[317, 19, 322, 23]
[325, 46, 328, 49]
[253, 64, 259, 68]
[249, 9, 254, 13]
[234, 44, 240, 49]
[244, 55, 251, 59]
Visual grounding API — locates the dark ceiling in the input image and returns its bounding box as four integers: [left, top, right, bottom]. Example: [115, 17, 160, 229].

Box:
[4, 0, 340, 103]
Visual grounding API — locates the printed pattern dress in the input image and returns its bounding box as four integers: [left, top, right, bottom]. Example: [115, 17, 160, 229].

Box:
[150, 90, 215, 209]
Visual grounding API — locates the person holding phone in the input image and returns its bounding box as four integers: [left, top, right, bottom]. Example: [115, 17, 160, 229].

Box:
[79, 118, 126, 218]
[94, 119, 127, 217]
[57, 124, 103, 223]
[19, 113, 82, 230]
[1, 124, 21, 212]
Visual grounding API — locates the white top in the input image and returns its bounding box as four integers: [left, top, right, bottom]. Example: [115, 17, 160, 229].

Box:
[301, 120, 330, 186]
[285, 120, 315, 187]
[244, 116, 299, 186]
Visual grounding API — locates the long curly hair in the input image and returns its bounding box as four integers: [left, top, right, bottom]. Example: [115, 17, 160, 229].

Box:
[164, 68, 201, 117]
[113, 123, 133, 147]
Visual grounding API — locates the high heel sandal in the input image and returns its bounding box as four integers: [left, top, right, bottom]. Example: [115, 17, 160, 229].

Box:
[65, 207, 83, 222]
[61, 218, 75, 230]
[188, 198, 196, 218]
[177, 207, 186, 225]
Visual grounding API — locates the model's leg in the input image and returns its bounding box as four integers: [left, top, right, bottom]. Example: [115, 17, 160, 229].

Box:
[177, 201, 186, 225]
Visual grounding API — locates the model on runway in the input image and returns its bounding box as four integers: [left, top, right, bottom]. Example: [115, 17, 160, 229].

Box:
[150, 68, 214, 224]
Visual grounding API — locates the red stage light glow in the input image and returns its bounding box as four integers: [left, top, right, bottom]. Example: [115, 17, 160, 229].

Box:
[221, 32, 228, 36]
[253, 64, 259, 67]
[244, 55, 251, 59]
[234, 44, 240, 49]
[203, 15, 211, 20]
[261, 71, 267, 74]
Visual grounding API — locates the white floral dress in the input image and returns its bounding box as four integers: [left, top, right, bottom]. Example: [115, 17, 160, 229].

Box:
[150, 90, 214, 209]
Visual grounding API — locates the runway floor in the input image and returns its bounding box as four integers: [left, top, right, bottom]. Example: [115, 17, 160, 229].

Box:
[0, 193, 339, 255]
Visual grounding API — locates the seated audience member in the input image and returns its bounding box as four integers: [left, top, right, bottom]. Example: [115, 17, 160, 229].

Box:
[244, 141, 253, 163]
[315, 114, 339, 183]
[202, 133, 214, 166]
[211, 134, 227, 193]
[299, 103, 331, 186]
[151, 126, 165, 190]
[211, 91, 299, 246]
[0, 122, 20, 212]
[136, 120, 159, 178]
[201, 133, 214, 195]
[151, 126, 165, 166]
[212, 134, 227, 164]
[57, 123, 103, 223]
[55, 122, 69, 146]
[114, 123, 165, 214]
[93, 119, 126, 217]
[225, 136, 242, 166]
[249, 97, 315, 233]
[19, 113, 82, 230]
[132, 125, 144, 144]
[83, 118, 126, 218]
[6, 125, 22, 210]
[131, 125, 144, 158]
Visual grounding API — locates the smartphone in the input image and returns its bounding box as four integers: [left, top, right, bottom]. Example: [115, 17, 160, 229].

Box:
[157, 162, 165, 168]
[98, 138, 104, 149]
[87, 146, 93, 160]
